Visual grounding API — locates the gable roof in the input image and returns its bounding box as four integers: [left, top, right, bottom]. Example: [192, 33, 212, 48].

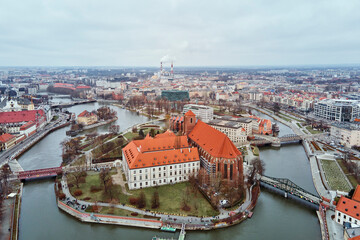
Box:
[188, 120, 241, 159]
[337, 196, 360, 220]
[185, 110, 196, 116]
[122, 135, 199, 169]
[0, 110, 45, 124]
[0, 133, 16, 143]
[353, 185, 360, 202]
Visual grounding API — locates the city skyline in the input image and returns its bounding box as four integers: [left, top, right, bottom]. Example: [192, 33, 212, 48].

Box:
[1, 0, 360, 67]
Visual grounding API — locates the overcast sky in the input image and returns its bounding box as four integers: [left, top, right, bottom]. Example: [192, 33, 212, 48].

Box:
[0, 0, 359, 67]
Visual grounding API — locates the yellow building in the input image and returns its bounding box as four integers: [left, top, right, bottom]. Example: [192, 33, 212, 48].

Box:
[77, 110, 98, 125]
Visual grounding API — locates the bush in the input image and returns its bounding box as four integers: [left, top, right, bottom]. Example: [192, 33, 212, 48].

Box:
[68, 183, 74, 188]
[90, 185, 102, 193]
[74, 190, 83, 196]
[129, 197, 138, 205]
[83, 197, 91, 201]
[92, 205, 99, 213]
[58, 193, 66, 200]
[131, 212, 138, 216]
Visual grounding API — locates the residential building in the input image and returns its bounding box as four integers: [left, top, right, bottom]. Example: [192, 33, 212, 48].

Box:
[0, 109, 46, 134]
[215, 115, 252, 136]
[182, 104, 213, 122]
[0, 133, 16, 151]
[77, 110, 98, 125]
[314, 99, 360, 122]
[335, 186, 360, 227]
[122, 131, 200, 190]
[330, 123, 360, 147]
[208, 119, 247, 144]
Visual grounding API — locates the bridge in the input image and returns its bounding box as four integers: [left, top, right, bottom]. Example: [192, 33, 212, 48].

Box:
[260, 175, 321, 210]
[16, 167, 63, 180]
[51, 99, 96, 108]
[251, 134, 302, 147]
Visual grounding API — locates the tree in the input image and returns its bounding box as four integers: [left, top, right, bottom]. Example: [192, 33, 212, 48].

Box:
[99, 169, 112, 193]
[149, 128, 155, 137]
[70, 168, 87, 188]
[138, 192, 146, 208]
[139, 129, 145, 138]
[248, 158, 265, 185]
[272, 103, 281, 114]
[151, 191, 160, 209]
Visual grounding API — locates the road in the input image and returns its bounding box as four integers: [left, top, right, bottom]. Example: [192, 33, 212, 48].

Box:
[0, 112, 69, 168]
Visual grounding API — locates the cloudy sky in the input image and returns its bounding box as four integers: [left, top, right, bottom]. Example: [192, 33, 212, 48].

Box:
[0, 0, 359, 66]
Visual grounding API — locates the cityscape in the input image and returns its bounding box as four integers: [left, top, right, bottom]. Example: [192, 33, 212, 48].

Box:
[1, 1, 360, 240]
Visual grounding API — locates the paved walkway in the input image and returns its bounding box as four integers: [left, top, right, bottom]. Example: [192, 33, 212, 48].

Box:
[60, 174, 253, 227]
[0, 198, 13, 240]
[111, 167, 131, 195]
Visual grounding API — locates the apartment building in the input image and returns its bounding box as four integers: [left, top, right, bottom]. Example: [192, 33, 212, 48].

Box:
[182, 104, 214, 123]
[314, 99, 360, 122]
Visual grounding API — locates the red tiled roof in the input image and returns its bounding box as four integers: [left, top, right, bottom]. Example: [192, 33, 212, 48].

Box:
[78, 110, 96, 118]
[154, 130, 176, 139]
[0, 110, 45, 124]
[350, 236, 360, 240]
[20, 121, 35, 130]
[122, 135, 199, 169]
[336, 196, 360, 220]
[189, 120, 241, 159]
[185, 110, 196, 116]
[0, 133, 16, 143]
[352, 185, 360, 202]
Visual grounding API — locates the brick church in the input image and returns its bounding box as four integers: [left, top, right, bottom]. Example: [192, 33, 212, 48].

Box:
[170, 110, 243, 182]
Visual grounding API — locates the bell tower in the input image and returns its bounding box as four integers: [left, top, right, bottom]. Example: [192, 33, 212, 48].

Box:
[183, 110, 196, 135]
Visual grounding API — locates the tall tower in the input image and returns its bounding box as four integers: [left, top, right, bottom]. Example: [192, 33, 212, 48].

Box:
[183, 110, 196, 135]
[160, 62, 163, 74]
[171, 61, 174, 76]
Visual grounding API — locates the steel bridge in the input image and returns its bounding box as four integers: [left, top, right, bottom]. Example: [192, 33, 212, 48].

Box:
[16, 167, 63, 180]
[260, 175, 321, 209]
[250, 134, 302, 147]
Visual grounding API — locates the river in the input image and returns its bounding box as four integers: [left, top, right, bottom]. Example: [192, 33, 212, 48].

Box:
[18, 102, 321, 240]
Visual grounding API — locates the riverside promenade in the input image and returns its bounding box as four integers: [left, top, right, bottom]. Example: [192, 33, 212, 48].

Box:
[59, 174, 255, 231]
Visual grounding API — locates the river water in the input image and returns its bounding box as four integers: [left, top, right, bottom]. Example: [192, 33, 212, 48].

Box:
[18, 101, 321, 240]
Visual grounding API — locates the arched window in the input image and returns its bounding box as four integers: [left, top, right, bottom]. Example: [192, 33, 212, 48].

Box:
[190, 118, 193, 123]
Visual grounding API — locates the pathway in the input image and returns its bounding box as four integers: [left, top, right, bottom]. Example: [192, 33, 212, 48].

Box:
[111, 167, 132, 195]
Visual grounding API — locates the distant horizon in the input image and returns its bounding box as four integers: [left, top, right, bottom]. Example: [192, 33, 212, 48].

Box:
[1, 63, 360, 69]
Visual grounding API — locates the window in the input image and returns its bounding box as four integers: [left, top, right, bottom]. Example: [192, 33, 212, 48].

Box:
[134, 177, 136, 181]
[164, 173, 166, 177]
[153, 181, 155, 184]
[153, 174, 155, 178]
[170, 172, 172, 176]
[140, 183, 142, 187]
[179, 177, 182, 180]
[159, 173, 161, 177]
[134, 183, 136, 187]
[170, 166, 172, 169]
[159, 180, 162, 183]
[146, 182, 148, 186]
[338, 212, 340, 216]
[179, 171, 181, 174]
[140, 176, 142, 180]
[140, 170, 142, 173]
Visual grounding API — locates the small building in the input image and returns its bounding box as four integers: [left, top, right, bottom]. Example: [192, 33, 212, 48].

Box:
[335, 186, 360, 227]
[330, 123, 360, 148]
[215, 115, 252, 136]
[0, 133, 16, 151]
[19, 121, 37, 137]
[77, 110, 98, 126]
[122, 132, 200, 190]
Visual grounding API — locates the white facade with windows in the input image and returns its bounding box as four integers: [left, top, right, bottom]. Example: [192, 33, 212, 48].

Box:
[208, 119, 247, 144]
[122, 151, 200, 190]
[335, 209, 360, 227]
[330, 123, 360, 147]
[314, 99, 360, 122]
[182, 104, 213, 123]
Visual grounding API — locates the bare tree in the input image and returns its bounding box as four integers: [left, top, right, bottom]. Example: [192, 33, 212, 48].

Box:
[248, 158, 265, 185]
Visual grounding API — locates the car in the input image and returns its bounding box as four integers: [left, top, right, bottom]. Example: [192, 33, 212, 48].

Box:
[219, 200, 229, 206]
[81, 205, 86, 210]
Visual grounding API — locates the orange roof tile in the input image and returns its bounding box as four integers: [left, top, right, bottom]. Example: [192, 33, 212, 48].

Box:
[154, 130, 176, 138]
[350, 236, 360, 240]
[189, 120, 241, 159]
[336, 196, 360, 220]
[0, 133, 16, 143]
[122, 135, 199, 169]
[353, 185, 360, 202]
[185, 110, 196, 116]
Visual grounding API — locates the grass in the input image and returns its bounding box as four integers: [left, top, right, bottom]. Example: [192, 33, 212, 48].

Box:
[305, 126, 322, 134]
[69, 173, 219, 217]
[320, 159, 352, 192]
[251, 146, 259, 156]
[296, 122, 302, 128]
[275, 114, 291, 122]
[337, 160, 359, 188]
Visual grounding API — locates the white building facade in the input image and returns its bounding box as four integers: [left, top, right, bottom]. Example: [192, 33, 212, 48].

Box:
[182, 104, 214, 123]
[314, 99, 360, 122]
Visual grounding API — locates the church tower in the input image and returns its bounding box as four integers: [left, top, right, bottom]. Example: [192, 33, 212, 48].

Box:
[183, 110, 196, 135]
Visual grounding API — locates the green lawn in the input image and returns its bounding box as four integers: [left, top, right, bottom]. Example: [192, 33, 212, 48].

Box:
[69, 173, 219, 217]
[252, 146, 259, 156]
[306, 126, 322, 134]
[337, 160, 359, 188]
[296, 122, 302, 128]
[321, 159, 352, 192]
